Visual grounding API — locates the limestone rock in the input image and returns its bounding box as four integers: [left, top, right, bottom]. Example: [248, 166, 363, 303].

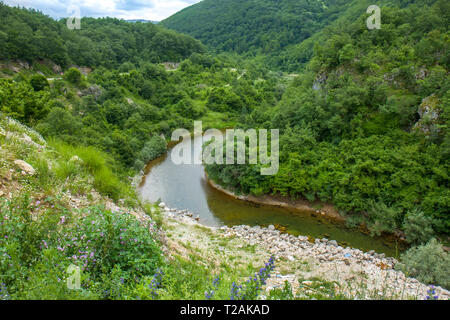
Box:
[14, 160, 35, 175]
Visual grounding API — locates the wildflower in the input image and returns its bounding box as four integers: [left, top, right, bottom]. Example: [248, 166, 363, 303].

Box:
[426, 286, 439, 300]
[0, 283, 11, 300]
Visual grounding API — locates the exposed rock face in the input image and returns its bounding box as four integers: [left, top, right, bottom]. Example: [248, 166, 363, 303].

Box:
[413, 94, 441, 135]
[13, 160, 35, 175]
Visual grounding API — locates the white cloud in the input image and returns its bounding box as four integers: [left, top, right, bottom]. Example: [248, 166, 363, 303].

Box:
[3, 0, 202, 21]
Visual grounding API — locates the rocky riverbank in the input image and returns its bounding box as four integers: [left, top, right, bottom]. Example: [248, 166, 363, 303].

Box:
[158, 202, 450, 300]
[206, 174, 345, 222]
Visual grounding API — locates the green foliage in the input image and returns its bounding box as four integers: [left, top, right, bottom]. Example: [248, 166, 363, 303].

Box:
[49, 141, 131, 200]
[29, 74, 49, 91]
[402, 209, 435, 245]
[367, 202, 400, 236]
[64, 68, 83, 85]
[134, 135, 167, 171]
[0, 195, 163, 299]
[0, 78, 50, 123]
[160, 0, 355, 70]
[267, 281, 294, 300]
[205, 0, 450, 236]
[0, 4, 205, 68]
[398, 239, 450, 289]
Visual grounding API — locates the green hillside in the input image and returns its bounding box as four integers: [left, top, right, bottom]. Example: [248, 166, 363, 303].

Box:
[206, 0, 450, 236]
[160, 0, 372, 70]
[0, 3, 205, 68]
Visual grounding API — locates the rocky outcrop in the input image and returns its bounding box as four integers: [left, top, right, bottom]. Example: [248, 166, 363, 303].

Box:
[413, 94, 441, 135]
[13, 160, 35, 175]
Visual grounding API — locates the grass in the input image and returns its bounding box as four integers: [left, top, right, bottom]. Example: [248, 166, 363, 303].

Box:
[48, 139, 133, 201]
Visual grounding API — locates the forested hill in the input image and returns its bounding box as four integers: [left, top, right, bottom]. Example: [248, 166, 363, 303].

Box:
[0, 3, 205, 68]
[160, 0, 442, 71]
[160, 0, 362, 69]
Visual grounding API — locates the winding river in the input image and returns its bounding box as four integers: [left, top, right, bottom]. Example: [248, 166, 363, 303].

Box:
[139, 134, 402, 257]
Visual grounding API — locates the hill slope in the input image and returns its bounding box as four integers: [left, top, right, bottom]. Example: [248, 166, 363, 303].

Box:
[0, 3, 204, 68]
[160, 0, 372, 70]
[161, 0, 443, 71]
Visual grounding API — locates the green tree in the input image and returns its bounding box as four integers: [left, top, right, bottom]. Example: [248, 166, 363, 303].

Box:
[402, 209, 435, 245]
[29, 74, 49, 91]
[64, 68, 83, 85]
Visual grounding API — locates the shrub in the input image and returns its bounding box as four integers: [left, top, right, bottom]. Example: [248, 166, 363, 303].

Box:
[402, 209, 434, 245]
[64, 68, 83, 85]
[398, 239, 450, 289]
[367, 202, 400, 236]
[134, 135, 167, 170]
[29, 74, 49, 91]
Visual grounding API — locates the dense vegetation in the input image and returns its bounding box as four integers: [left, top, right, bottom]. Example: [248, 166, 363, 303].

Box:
[161, 0, 436, 71]
[0, 0, 449, 297]
[0, 3, 204, 68]
[206, 0, 450, 238]
[0, 116, 287, 299]
[161, 0, 346, 69]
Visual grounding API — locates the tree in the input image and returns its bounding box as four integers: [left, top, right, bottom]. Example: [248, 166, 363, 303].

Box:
[29, 74, 49, 91]
[64, 68, 83, 85]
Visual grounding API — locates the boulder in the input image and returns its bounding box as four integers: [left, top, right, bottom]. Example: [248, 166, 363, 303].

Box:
[328, 240, 338, 247]
[14, 160, 35, 175]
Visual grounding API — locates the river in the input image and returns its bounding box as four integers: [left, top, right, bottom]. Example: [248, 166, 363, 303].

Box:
[138, 134, 402, 257]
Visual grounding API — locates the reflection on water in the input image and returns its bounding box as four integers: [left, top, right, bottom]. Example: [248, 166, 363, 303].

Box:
[138, 134, 401, 256]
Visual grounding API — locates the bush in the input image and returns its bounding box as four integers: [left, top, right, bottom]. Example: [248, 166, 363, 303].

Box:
[29, 74, 49, 91]
[134, 135, 167, 170]
[0, 196, 163, 299]
[402, 209, 434, 245]
[367, 202, 400, 236]
[398, 239, 450, 289]
[49, 141, 131, 200]
[64, 68, 83, 85]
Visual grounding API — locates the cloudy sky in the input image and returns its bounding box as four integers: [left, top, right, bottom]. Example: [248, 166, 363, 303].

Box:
[3, 0, 202, 21]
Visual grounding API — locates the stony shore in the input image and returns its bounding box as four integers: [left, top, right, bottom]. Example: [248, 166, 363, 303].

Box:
[206, 173, 344, 221]
[158, 202, 450, 300]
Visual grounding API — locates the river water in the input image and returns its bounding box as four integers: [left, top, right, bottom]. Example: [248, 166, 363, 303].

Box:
[138, 134, 401, 257]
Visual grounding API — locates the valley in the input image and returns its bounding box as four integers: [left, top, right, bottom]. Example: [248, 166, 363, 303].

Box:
[0, 0, 448, 300]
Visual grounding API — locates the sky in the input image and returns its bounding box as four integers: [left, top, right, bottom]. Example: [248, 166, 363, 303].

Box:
[3, 0, 202, 21]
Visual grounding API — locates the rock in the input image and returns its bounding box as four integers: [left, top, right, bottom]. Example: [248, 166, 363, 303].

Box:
[70, 156, 83, 163]
[287, 255, 295, 262]
[328, 240, 338, 247]
[14, 160, 35, 175]
[4, 171, 12, 181]
[268, 225, 275, 230]
[158, 202, 166, 208]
